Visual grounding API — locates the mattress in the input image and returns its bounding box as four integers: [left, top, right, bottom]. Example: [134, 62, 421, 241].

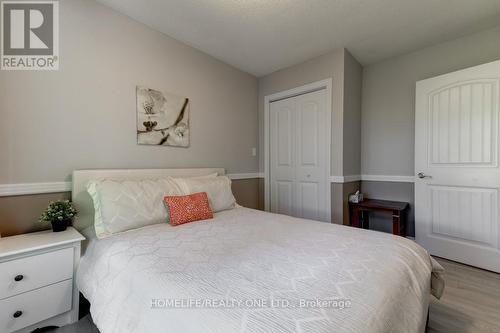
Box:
[77, 207, 437, 333]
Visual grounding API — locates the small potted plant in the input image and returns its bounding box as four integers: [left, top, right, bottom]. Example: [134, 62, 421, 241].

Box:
[39, 200, 77, 232]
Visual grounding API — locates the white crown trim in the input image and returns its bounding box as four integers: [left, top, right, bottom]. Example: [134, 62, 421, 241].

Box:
[227, 173, 264, 180]
[330, 174, 414, 183]
[361, 175, 415, 183]
[0, 173, 265, 197]
[0, 182, 72, 197]
[330, 175, 361, 183]
[0, 173, 415, 196]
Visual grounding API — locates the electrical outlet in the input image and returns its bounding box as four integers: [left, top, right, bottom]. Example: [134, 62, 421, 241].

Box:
[251, 147, 257, 156]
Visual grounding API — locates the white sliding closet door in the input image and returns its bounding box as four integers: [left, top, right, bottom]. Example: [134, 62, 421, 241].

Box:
[270, 89, 329, 222]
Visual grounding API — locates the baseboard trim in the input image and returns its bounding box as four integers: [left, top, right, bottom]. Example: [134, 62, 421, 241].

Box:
[0, 173, 265, 197]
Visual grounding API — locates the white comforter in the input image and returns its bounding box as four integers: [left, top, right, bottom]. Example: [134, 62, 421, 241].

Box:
[77, 207, 436, 333]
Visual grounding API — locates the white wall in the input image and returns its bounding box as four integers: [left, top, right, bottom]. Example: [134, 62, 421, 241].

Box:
[362, 25, 500, 177]
[0, 0, 258, 184]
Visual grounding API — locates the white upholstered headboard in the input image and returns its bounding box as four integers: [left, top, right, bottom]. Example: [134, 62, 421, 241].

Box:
[71, 168, 225, 237]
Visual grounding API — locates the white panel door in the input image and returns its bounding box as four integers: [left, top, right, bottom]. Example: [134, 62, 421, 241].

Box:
[270, 89, 329, 222]
[415, 60, 500, 272]
[270, 96, 296, 217]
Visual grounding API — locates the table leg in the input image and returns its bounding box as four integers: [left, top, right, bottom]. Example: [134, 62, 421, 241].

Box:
[392, 210, 401, 236]
[362, 211, 369, 229]
[401, 210, 407, 237]
[351, 207, 360, 228]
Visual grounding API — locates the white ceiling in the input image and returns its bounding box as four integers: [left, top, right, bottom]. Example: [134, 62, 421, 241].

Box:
[96, 0, 500, 77]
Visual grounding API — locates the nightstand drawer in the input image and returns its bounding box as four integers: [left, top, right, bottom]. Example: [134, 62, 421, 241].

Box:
[0, 247, 74, 299]
[0, 279, 73, 333]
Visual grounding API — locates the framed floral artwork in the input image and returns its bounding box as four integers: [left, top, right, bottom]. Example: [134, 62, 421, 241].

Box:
[136, 86, 190, 147]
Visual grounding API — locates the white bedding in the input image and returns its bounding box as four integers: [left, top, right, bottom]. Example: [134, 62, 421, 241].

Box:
[77, 207, 437, 333]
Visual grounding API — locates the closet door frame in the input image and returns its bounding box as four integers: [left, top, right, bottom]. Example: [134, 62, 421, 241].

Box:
[264, 78, 332, 222]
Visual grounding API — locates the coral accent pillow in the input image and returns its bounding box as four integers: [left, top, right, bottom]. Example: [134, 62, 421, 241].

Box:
[163, 192, 213, 226]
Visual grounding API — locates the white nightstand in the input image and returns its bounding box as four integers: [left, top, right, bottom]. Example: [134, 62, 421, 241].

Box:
[0, 227, 85, 333]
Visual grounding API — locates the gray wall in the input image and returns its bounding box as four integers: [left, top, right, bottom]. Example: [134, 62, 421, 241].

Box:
[258, 48, 362, 224]
[343, 51, 362, 176]
[258, 48, 345, 177]
[0, 179, 260, 237]
[362, 25, 500, 177]
[0, 0, 259, 185]
[0, 0, 261, 237]
[361, 25, 500, 236]
[257, 48, 346, 224]
[361, 181, 414, 235]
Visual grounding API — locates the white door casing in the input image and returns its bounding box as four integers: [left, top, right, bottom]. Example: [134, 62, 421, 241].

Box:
[269, 88, 329, 222]
[415, 60, 500, 273]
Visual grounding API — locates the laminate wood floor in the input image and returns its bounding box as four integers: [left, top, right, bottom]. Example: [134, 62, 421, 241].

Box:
[47, 257, 500, 333]
[428, 257, 500, 333]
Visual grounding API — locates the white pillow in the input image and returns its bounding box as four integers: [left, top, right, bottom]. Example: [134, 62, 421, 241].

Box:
[87, 177, 183, 239]
[174, 176, 236, 212]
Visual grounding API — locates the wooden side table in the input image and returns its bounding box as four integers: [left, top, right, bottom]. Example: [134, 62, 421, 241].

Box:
[349, 199, 409, 236]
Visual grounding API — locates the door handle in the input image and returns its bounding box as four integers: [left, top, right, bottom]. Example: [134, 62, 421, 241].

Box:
[417, 172, 432, 179]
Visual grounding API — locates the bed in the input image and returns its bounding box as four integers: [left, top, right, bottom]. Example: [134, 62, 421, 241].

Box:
[72, 168, 443, 333]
